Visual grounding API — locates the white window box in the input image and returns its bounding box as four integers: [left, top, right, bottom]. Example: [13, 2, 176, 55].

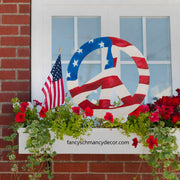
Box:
[18, 128, 180, 154]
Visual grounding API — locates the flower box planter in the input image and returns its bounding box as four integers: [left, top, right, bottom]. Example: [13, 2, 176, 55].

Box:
[18, 128, 180, 154]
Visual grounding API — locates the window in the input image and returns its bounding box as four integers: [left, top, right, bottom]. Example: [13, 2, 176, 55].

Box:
[120, 17, 171, 103]
[32, 0, 180, 104]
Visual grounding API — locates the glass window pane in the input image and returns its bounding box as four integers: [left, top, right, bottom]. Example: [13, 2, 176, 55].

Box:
[121, 64, 139, 96]
[52, 17, 74, 61]
[78, 17, 101, 61]
[146, 17, 171, 61]
[121, 64, 172, 104]
[148, 64, 172, 102]
[78, 64, 101, 102]
[120, 17, 143, 61]
[62, 64, 69, 96]
[78, 64, 101, 86]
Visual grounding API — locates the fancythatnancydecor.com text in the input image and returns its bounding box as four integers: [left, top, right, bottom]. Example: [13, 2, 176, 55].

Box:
[67, 139, 129, 146]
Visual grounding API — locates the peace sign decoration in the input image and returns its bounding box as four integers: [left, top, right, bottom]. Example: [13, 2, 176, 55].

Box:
[67, 37, 150, 119]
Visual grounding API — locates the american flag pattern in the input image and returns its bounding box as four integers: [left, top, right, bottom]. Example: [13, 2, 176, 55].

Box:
[67, 37, 150, 118]
[42, 54, 65, 110]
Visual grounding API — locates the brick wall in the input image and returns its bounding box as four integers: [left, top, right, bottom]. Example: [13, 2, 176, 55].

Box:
[0, 1, 155, 180]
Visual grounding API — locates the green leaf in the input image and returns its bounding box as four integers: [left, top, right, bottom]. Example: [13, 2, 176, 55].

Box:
[9, 154, 16, 160]
[10, 133, 17, 139]
[4, 136, 11, 141]
[6, 145, 12, 150]
[22, 166, 26, 171]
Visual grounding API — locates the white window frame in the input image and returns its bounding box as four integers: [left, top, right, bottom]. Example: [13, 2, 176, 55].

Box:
[31, 0, 180, 102]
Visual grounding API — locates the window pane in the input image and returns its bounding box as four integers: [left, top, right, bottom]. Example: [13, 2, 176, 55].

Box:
[120, 17, 143, 61]
[62, 64, 69, 96]
[78, 64, 101, 102]
[148, 64, 172, 102]
[121, 64, 139, 96]
[146, 17, 171, 61]
[78, 64, 101, 86]
[52, 17, 74, 61]
[78, 17, 101, 61]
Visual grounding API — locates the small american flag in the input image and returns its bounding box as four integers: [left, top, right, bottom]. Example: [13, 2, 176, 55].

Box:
[42, 54, 65, 110]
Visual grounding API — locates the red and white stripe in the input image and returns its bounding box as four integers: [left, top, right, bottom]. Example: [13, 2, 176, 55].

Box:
[42, 74, 64, 110]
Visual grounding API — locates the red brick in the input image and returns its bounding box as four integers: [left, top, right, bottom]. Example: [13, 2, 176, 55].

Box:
[3, 0, 30, 2]
[42, 174, 70, 180]
[54, 163, 87, 172]
[0, 115, 14, 125]
[125, 162, 153, 173]
[141, 174, 156, 180]
[0, 139, 11, 148]
[1, 37, 30, 46]
[0, 93, 16, 102]
[0, 26, 18, 35]
[90, 162, 123, 172]
[17, 92, 30, 102]
[20, 26, 30, 35]
[2, 15, 30, 25]
[18, 70, 30, 80]
[72, 174, 105, 180]
[0, 71, 15, 80]
[2, 81, 30, 91]
[0, 48, 16, 57]
[2, 104, 13, 113]
[2, 128, 14, 137]
[0, 162, 12, 172]
[18, 48, 30, 57]
[1, 59, 30, 68]
[0, 4, 17, 13]
[53, 154, 71, 161]
[107, 174, 141, 180]
[19, 4, 30, 13]
[0, 174, 29, 180]
[72, 154, 106, 161]
[107, 154, 142, 161]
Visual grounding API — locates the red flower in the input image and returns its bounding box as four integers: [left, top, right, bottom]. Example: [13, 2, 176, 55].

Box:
[72, 106, 80, 115]
[20, 102, 29, 112]
[39, 106, 48, 118]
[149, 112, 159, 123]
[132, 137, 138, 148]
[84, 107, 93, 117]
[146, 135, 158, 149]
[138, 105, 150, 113]
[129, 107, 140, 117]
[104, 112, 114, 123]
[155, 96, 180, 109]
[16, 112, 26, 123]
[129, 105, 150, 117]
[176, 88, 180, 96]
[157, 105, 174, 120]
[172, 113, 180, 123]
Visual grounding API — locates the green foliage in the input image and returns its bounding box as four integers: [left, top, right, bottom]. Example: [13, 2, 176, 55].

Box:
[6, 92, 180, 180]
[48, 97, 93, 139]
[6, 97, 95, 180]
[122, 111, 180, 179]
[122, 112, 151, 138]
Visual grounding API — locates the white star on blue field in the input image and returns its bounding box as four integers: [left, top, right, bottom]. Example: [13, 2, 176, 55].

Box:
[67, 37, 114, 82]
